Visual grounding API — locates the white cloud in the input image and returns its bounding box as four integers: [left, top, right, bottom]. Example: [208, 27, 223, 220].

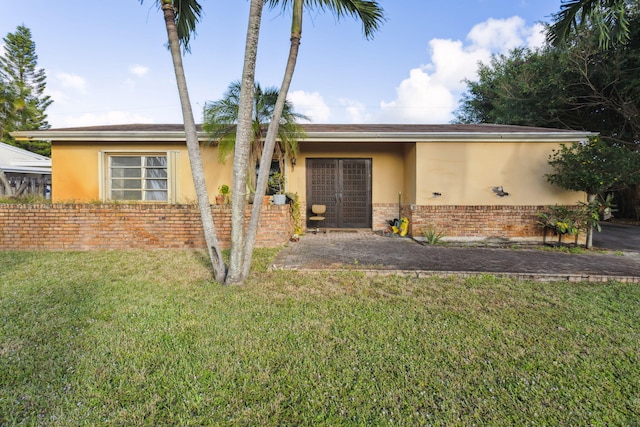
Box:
[376, 16, 546, 124]
[55, 72, 87, 94]
[339, 98, 369, 123]
[288, 90, 330, 123]
[378, 68, 456, 123]
[130, 65, 150, 77]
[428, 39, 491, 92]
[526, 23, 547, 49]
[467, 16, 529, 51]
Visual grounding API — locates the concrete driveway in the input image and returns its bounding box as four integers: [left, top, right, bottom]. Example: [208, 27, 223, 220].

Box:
[273, 229, 640, 282]
[593, 222, 640, 251]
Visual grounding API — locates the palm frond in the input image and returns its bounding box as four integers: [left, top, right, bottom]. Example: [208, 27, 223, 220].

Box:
[266, 0, 386, 39]
[139, 0, 203, 52]
[202, 80, 308, 165]
[547, 0, 631, 48]
[173, 0, 203, 51]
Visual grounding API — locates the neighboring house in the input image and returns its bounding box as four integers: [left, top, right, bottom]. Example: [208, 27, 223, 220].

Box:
[0, 141, 52, 198]
[12, 123, 593, 242]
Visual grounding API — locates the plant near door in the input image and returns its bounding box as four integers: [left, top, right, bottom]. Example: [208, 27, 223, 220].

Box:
[268, 171, 285, 195]
[287, 192, 303, 235]
[216, 184, 230, 204]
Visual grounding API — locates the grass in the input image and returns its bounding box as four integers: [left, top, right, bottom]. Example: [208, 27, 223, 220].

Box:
[1, 250, 639, 426]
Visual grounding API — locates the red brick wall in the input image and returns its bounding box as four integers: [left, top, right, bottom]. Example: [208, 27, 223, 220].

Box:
[299, 202, 547, 241]
[0, 204, 293, 251]
[401, 205, 547, 239]
[373, 203, 401, 231]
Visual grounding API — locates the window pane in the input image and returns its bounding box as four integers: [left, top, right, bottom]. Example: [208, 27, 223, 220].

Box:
[112, 156, 141, 167]
[108, 154, 169, 202]
[112, 168, 142, 178]
[145, 179, 167, 190]
[145, 190, 168, 201]
[146, 156, 167, 167]
[112, 179, 142, 190]
[145, 168, 168, 178]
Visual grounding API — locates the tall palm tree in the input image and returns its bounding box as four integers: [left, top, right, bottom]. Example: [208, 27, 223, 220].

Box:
[140, 0, 227, 282]
[225, 0, 265, 284]
[203, 80, 308, 192]
[231, 0, 386, 282]
[548, 0, 635, 48]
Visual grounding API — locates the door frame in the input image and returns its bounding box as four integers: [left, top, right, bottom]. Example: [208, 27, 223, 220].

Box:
[305, 158, 372, 229]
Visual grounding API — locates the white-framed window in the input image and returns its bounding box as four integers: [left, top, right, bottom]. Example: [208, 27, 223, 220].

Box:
[99, 151, 178, 203]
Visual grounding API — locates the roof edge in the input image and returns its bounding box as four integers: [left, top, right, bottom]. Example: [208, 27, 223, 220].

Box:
[11, 128, 595, 144]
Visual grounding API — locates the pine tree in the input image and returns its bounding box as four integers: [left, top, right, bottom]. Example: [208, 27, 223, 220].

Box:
[0, 25, 52, 156]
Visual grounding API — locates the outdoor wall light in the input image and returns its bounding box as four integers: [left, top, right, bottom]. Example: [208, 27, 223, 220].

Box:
[290, 156, 297, 171]
[432, 192, 442, 197]
[492, 186, 510, 197]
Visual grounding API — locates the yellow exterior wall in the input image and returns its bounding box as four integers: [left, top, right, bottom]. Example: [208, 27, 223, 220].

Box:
[52, 144, 103, 202]
[51, 138, 583, 207]
[414, 141, 584, 205]
[403, 143, 417, 205]
[51, 142, 233, 203]
[288, 142, 410, 204]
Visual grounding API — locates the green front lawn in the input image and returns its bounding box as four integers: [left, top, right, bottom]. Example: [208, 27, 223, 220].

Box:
[1, 250, 638, 426]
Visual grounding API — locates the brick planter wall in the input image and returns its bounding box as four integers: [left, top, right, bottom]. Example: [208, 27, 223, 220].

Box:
[0, 204, 293, 251]
[402, 205, 548, 241]
[299, 203, 551, 242]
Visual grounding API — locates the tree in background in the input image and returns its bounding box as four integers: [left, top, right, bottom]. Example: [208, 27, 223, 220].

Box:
[202, 80, 308, 192]
[545, 138, 640, 247]
[0, 25, 52, 156]
[455, 8, 640, 219]
[455, 47, 567, 128]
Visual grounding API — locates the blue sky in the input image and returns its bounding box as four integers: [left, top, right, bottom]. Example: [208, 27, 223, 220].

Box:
[1, 0, 563, 128]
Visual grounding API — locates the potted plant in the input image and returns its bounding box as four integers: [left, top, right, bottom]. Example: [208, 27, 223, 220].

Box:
[269, 172, 287, 205]
[537, 205, 584, 245]
[216, 184, 230, 205]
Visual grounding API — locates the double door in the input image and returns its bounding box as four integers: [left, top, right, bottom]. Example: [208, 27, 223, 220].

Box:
[306, 158, 372, 229]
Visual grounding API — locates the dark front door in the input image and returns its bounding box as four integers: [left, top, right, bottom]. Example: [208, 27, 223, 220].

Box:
[306, 158, 372, 228]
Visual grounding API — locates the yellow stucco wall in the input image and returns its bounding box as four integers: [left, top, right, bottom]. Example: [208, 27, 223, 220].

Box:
[288, 142, 411, 204]
[51, 142, 233, 203]
[51, 138, 583, 206]
[414, 141, 584, 205]
[289, 140, 583, 207]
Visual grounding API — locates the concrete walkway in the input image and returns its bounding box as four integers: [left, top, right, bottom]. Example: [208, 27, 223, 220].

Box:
[593, 222, 640, 251]
[272, 229, 640, 283]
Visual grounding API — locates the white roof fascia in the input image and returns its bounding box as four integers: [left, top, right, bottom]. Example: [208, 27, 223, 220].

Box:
[10, 130, 210, 143]
[301, 131, 595, 143]
[11, 129, 596, 144]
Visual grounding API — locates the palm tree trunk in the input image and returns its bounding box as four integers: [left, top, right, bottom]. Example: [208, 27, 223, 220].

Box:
[226, 0, 264, 284]
[239, 0, 303, 281]
[162, 3, 226, 282]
